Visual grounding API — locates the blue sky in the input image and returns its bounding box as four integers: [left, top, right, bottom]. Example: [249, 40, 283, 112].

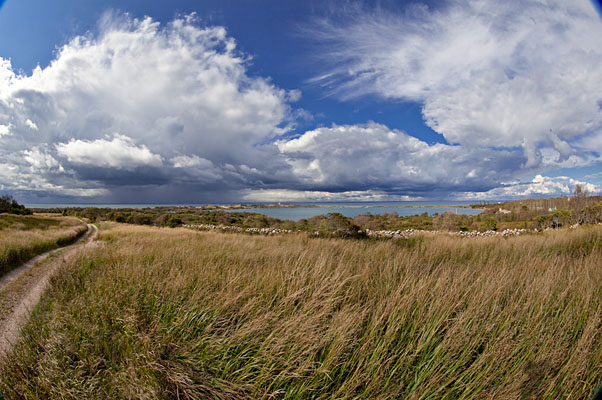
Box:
[0, 0, 601, 203]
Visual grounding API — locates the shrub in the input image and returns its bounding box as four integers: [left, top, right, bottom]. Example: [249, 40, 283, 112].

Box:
[310, 213, 365, 238]
[0, 195, 31, 215]
[485, 216, 498, 231]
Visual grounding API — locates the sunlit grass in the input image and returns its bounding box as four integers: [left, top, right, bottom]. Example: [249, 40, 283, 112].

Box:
[0, 214, 87, 277]
[1, 222, 601, 399]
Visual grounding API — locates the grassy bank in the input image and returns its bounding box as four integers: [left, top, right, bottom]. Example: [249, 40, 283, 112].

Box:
[0, 214, 88, 277]
[1, 223, 601, 399]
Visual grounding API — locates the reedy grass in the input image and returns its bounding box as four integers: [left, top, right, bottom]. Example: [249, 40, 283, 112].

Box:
[0, 215, 87, 277]
[1, 223, 601, 399]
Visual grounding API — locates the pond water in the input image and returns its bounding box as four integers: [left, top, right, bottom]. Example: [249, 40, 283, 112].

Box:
[26, 201, 487, 222]
[225, 204, 484, 221]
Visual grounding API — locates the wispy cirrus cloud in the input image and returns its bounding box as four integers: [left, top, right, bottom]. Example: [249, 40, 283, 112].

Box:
[309, 0, 602, 168]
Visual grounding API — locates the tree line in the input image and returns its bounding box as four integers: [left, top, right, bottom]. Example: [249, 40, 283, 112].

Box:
[0, 195, 31, 215]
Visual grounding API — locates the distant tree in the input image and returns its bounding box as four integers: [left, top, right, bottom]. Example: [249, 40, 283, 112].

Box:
[433, 211, 461, 231]
[551, 209, 574, 228]
[580, 201, 602, 225]
[534, 209, 574, 229]
[571, 184, 590, 224]
[0, 195, 32, 215]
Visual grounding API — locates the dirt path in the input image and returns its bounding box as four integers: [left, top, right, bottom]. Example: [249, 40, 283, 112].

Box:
[0, 224, 98, 358]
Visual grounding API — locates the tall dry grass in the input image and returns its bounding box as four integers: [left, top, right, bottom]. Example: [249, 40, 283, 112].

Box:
[0, 215, 87, 277]
[1, 222, 601, 399]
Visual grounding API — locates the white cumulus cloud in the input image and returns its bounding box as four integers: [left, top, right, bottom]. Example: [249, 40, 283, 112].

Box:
[0, 13, 295, 202]
[55, 134, 162, 169]
[0, 124, 10, 137]
[277, 122, 529, 195]
[460, 175, 600, 200]
[25, 119, 38, 130]
[171, 155, 213, 169]
[23, 147, 63, 172]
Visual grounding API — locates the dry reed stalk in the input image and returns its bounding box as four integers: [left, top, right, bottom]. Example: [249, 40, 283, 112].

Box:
[0, 222, 601, 399]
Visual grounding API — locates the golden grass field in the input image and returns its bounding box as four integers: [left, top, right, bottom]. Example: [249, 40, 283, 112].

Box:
[0, 214, 88, 277]
[1, 222, 601, 399]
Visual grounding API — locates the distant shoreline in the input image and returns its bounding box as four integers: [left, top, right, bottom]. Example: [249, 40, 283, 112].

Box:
[215, 204, 478, 210]
[27, 203, 483, 210]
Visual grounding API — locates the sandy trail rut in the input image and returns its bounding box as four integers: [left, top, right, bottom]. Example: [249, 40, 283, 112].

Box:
[0, 224, 98, 358]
